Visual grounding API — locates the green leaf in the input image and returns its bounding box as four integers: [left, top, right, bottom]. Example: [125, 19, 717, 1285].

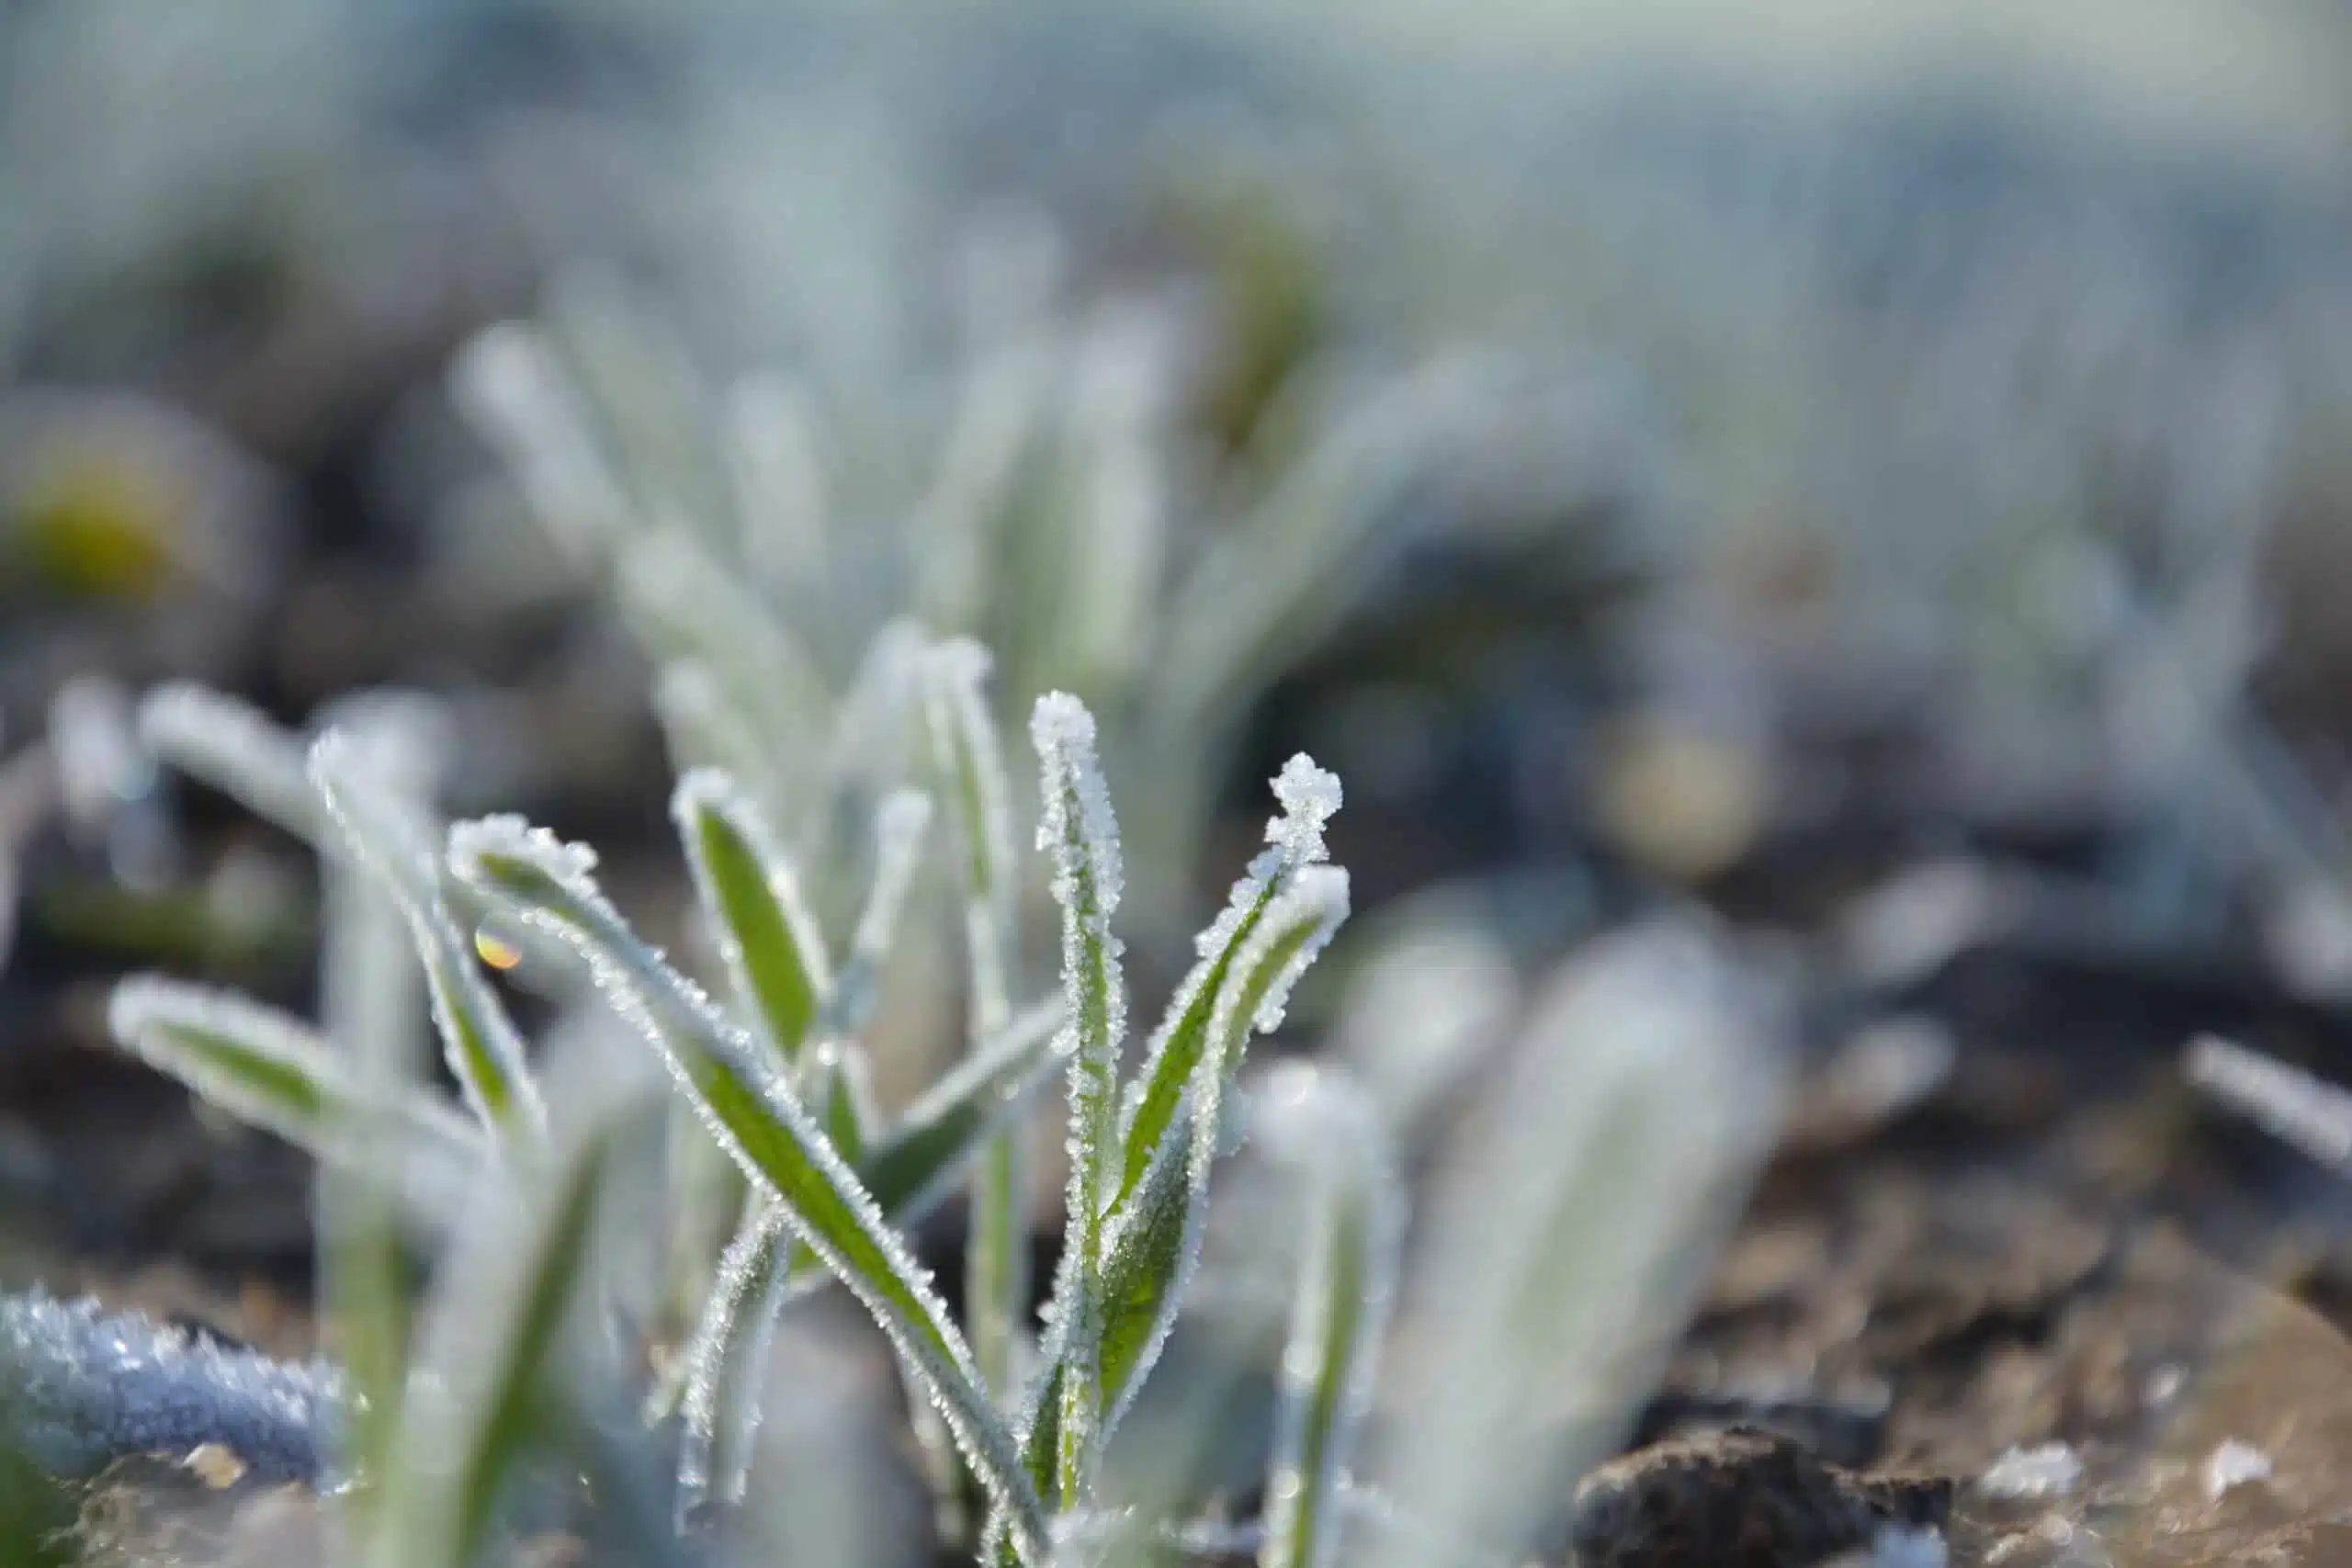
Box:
[1253, 1067, 1402, 1568]
[448, 816, 1050, 1563]
[673, 769, 830, 1066]
[1028, 693, 1128, 1506]
[856, 996, 1064, 1224]
[1095, 868, 1350, 1434]
[922, 638, 1029, 1395]
[675, 1201, 792, 1517]
[1008, 866, 1350, 1541]
[1365, 926, 1783, 1568]
[312, 733, 547, 1144]
[137, 682, 322, 847]
[106, 976, 481, 1214]
[367, 1056, 657, 1568]
[1115, 755, 1339, 1210]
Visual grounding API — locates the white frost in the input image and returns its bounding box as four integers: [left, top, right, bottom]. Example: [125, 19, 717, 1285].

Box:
[1979, 1442, 2081, 1499]
[2204, 1438, 2272, 1500]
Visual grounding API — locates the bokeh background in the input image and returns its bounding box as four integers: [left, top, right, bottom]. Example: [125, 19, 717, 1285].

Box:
[10, 3, 2352, 1561]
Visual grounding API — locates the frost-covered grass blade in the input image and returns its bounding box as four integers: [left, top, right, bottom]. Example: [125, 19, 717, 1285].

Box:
[312, 733, 547, 1145]
[1101, 866, 1350, 1432]
[1030, 693, 1128, 1506]
[858, 996, 1066, 1224]
[674, 1201, 792, 1518]
[106, 976, 481, 1213]
[923, 637, 1028, 1396]
[1253, 1066, 1402, 1568]
[447, 817, 1051, 1562]
[367, 1055, 657, 1568]
[136, 682, 322, 846]
[673, 768, 830, 1065]
[1013, 863, 1351, 1526]
[1115, 755, 1340, 1207]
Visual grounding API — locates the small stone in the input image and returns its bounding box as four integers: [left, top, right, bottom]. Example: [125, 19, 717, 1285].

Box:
[1569, 1427, 1951, 1568]
[181, 1443, 246, 1490]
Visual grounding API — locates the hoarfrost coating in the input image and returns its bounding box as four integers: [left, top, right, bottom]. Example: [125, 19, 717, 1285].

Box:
[0, 1292, 343, 1482]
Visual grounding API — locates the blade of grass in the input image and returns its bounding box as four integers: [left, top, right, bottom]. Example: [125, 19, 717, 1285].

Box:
[1011, 867, 1351, 1524]
[1366, 924, 1783, 1568]
[858, 996, 1065, 1224]
[923, 638, 1029, 1397]
[366, 1054, 659, 1568]
[1253, 1066, 1402, 1568]
[675, 1201, 793, 1519]
[106, 976, 481, 1216]
[136, 682, 321, 846]
[1114, 756, 1340, 1209]
[673, 768, 831, 1066]
[448, 817, 1050, 1562]
[313, 733, 547, 1145]
[1029, 694, 1127, 1508]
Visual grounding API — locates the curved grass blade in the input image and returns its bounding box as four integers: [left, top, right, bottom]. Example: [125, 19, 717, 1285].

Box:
[106, 976, 481, 1213]
[1252, 1066, 1403, 1568]
[137, 682, 321, 846]
[1114, 755, 1340, 1208]
[665, 992, 1067, 1469]
[1104, 867, 1349, 1433]
[312, 734, 547, 1145]
[858, 995, 1066, 1224]
[1030, 694, 1127, 1506]
[923, 637, 1029, 1396]
[366, 1054, 659, 1568]
[673, 768, 830, 1066]
[447, 817, 1051, 1562]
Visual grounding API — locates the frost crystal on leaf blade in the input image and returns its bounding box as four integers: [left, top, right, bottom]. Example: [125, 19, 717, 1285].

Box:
[1115, 756, 1342, 1204]
[1030, 692, 1129, 1508]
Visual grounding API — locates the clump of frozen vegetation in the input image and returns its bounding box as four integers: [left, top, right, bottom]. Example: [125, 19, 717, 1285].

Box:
[448, 266, 1512, 937]
[13, 623, 1781, 1566]
[0, 634, 1383, 1567]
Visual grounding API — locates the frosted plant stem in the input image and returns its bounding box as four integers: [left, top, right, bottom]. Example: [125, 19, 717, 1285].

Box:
[1029, 694, 1127, 1509]
[924, 640, 1028, 1398]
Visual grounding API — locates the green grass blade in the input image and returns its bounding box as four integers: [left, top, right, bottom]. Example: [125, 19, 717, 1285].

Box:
[136, 682, 322, 846]
[106, 976, 481, 1214]
[1114, 755, 1340, 1208]
[1009, 867, 1350, 1539]
[858, 996, 1065, 1224]
[673, 768, 830, 1066]
[448, 816, 1050, 1562]
[923, 637, 1029, 1396]
[368, 1055, 657, 1568]
[815, 1040, 876, 1168]
[1029, 694, 1128, 1506]
[312, 734, 547, 1145]
[1253, 1067, 1403, 1568]
[675, 1001, 1056, 1525]
[1095, 867, 1350, 1436]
